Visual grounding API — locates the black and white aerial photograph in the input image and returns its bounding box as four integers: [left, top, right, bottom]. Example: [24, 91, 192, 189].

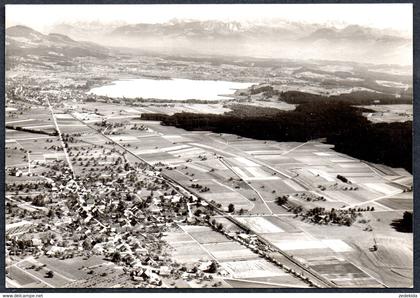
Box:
[4, 3, 413, 290]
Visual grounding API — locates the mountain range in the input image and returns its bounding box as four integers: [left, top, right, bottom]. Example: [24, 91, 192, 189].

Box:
[6, 25, 109, 59]
[6, 21, 412, 65]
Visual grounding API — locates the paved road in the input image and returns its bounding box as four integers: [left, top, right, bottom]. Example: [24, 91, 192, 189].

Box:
[46, 99, 74, 175]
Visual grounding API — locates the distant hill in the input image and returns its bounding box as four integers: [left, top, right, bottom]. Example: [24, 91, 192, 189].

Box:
[107, 21, 409, 44]
[102, 21, 411, 65]
[300, 25, 409, 43]
[6, 25, 110, 59]
[9, 21, 412, 65]
[107, 20, 304, 41]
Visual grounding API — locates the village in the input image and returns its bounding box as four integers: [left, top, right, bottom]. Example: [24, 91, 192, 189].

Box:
[6, 86, 325, 288]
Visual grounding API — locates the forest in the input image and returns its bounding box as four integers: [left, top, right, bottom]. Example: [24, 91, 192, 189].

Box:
[141, 102, 412, 172]
[248, 87, 413, 105]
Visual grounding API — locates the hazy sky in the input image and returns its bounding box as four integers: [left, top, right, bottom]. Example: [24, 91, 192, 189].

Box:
[6, 4, 413, 34]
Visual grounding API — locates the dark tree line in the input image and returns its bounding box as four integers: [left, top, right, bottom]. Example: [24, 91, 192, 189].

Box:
[391, 211, 413, 233]
[279, 90, 412, 105]
[6, 125, 58, 136]
[141, 102, 411, 172]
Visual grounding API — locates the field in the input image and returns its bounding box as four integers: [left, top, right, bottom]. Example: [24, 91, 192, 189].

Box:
[163, 224, 308, 287]
[80, 101, 412, 287]
[359, 104, 412, 123]
[306, 257, 383, 287]
[5, 98, 413, 288]
[6, 255, 118, 288]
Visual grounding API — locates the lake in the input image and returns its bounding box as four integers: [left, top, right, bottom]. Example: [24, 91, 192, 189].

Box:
[88, 78, 254, 101]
